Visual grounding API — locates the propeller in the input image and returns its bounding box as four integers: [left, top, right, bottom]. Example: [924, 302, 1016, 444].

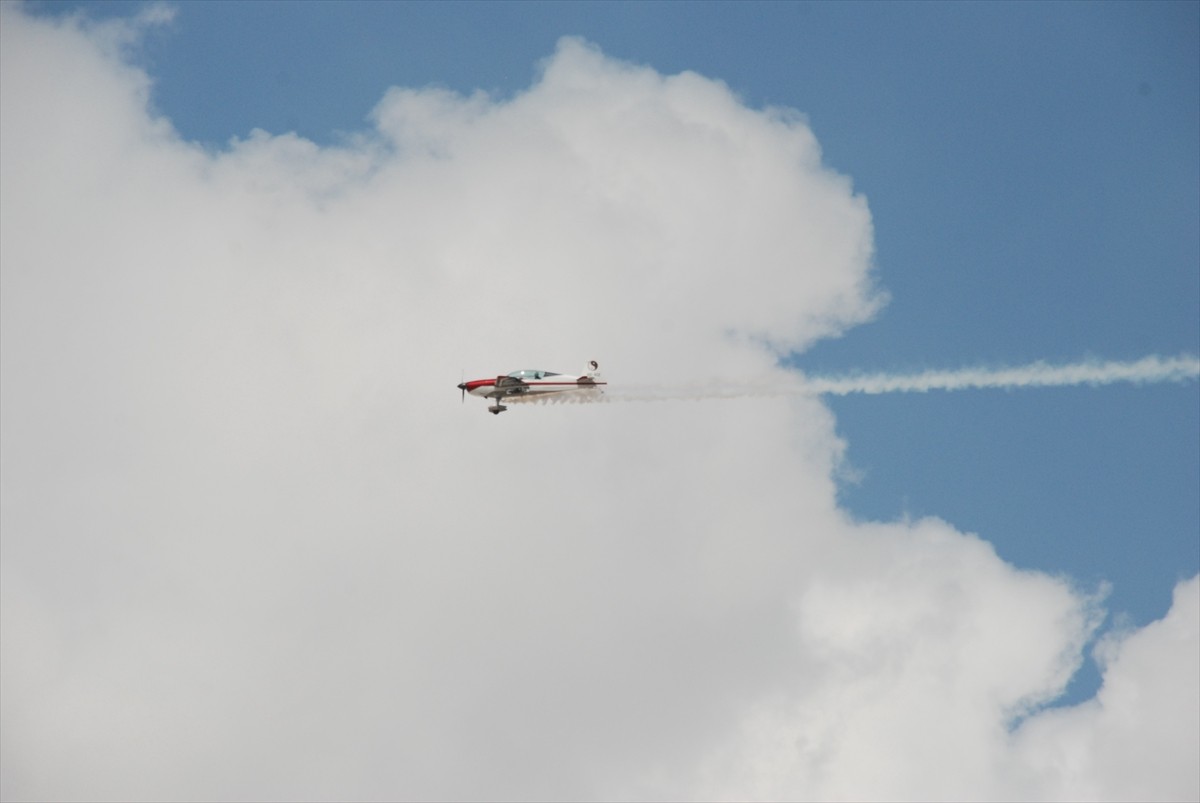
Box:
[459, 369, 466, 404]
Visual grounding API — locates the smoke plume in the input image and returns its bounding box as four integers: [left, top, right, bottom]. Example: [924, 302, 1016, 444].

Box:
[509, 355, 1200, 407]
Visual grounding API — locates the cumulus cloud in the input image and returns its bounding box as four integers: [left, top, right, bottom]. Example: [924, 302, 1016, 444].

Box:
[1, 7, 1195, 802]
[1009, 576, 1200, 802]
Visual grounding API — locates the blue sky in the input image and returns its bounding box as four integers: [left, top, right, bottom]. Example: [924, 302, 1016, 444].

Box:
[57, 0, 1195, 624]
[4, 2, 1198, 798]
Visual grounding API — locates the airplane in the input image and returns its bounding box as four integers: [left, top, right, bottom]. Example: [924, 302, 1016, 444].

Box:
[457, 360, 605, 414]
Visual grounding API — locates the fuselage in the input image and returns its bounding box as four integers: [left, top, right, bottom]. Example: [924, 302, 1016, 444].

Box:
[461, 369, 606, 399]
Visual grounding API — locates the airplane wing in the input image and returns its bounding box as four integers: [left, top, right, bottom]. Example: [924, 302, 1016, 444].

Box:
[486, 375, 529, 399]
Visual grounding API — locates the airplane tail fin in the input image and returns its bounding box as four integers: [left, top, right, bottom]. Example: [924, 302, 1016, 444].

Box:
[586, 360, 600, 378]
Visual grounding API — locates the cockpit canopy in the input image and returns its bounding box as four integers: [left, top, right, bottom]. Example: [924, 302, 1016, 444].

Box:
[507, 369, 560, 380]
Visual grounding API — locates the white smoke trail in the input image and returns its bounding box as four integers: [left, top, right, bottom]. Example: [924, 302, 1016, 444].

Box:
[507, 355, 1200, 406]
[804, 354, 1200, 396]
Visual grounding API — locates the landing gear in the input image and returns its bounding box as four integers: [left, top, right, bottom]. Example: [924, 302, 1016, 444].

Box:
[488, 404, 508, 415]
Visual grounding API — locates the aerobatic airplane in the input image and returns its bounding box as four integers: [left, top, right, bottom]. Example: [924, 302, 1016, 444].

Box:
[457, 361, 605, 414]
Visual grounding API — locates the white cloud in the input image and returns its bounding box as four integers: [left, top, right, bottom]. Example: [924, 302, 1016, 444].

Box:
[1, 7, 1195, 802]
[1008, 576, 1200, 802]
